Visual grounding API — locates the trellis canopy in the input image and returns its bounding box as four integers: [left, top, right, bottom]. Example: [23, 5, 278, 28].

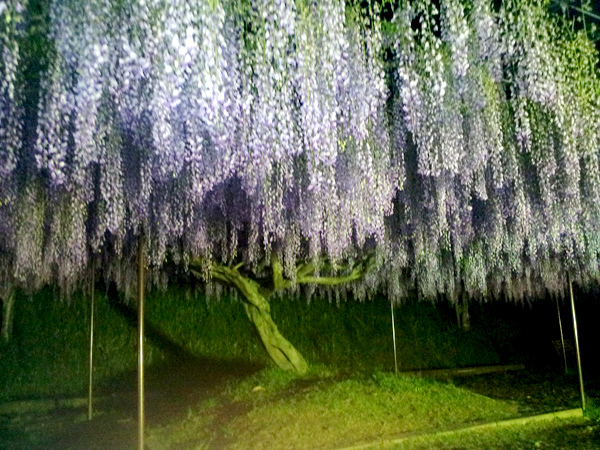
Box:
[2, 0, 600, 302]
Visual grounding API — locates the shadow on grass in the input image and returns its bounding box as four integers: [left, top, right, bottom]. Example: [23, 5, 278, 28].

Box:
[98, 292, 264, 413]
[42, 294, 264, 450]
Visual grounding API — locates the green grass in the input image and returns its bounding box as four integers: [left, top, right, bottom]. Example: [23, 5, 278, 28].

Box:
[1, 285, 596, 450]
[143, 286, 502, 372]
[147, 368, 520, 450]
[144, 286, 268, 364]
[386, 418, 599, 450]
[270, 295, 502, 371]
[1, 284, 507, 401]
[0, 287, 164, 401]
[585, 398, 600, 421]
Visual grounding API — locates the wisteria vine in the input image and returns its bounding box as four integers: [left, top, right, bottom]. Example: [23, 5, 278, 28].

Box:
[2, 0, 600, 303]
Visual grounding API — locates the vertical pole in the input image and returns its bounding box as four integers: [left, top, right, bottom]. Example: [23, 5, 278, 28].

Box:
[88, 261, 95, 421]
[138, 235, 145, 450]
[555, 295, 568, 374]
[569, 278, 586, 411]
[1, 287, 15, 343]
[391, 300, 398, 375]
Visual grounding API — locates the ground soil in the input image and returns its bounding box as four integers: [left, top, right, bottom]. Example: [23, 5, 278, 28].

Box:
[0, 363, 598, 450]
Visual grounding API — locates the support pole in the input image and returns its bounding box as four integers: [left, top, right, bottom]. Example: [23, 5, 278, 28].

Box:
[88, 261, 95, 421]
[138, 236, 145, 450]
[568, 278, 586, 411]
[1, 285, 15, 343]
[391, 300, 398, 375]
[555, 295, 568, 374]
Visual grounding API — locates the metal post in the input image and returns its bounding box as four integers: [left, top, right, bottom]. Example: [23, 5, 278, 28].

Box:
[138, 236, 145, 450]
[1, 286, 15, 343]
[391, 300, 398, 375]
[569, 278, 586, 411]
[555, 295, 568, 374]
[88, 261, 95, 421]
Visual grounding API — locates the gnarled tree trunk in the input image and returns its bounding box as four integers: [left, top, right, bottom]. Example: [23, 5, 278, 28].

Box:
[194, 263, 308, 374]
[190, 255, 370, 374]
[242, 297, 308, 374]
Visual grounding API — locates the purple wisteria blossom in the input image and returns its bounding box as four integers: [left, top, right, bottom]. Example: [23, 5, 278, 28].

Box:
[2, 0, 600, 304]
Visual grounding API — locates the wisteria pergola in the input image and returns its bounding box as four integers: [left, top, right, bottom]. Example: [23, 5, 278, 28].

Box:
[1, 0, 600, 372]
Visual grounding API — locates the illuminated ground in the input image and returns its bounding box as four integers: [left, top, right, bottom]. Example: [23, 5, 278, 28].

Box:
[1, 362, 598, 450]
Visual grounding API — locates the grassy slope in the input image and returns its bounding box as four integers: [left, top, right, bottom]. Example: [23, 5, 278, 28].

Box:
[144, 286, 503, 371]
[147, 368, 520, 450]
[1, 286, 597, 450]
[0, 287, 163, 401]
[1, 285, 506, 401]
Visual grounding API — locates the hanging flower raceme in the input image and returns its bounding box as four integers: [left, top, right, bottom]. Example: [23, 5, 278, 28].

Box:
[385, 0, 600, 300]
[34, 56, 72, 187]
[0, 0, 26, 290]
[5, 0, 600, 302]
[230, 0, 396, 267]
[0, 0, 25, 179]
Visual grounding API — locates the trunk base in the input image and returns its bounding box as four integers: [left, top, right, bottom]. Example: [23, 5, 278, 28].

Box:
[244, 303, 308, 374]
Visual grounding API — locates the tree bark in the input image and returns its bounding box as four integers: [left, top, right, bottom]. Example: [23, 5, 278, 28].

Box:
[190, 255, 371, 374]
[242, 299, 308, 374]
[1, 288, 15, 343]
[193, 264, 308, 374]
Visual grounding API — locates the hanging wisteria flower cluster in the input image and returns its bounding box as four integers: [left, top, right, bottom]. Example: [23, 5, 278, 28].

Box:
[0, 0, 27, 287]
[0, 0, 25, 179]
[2, 0, 600, 302]
[382, 0, 600, 303]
